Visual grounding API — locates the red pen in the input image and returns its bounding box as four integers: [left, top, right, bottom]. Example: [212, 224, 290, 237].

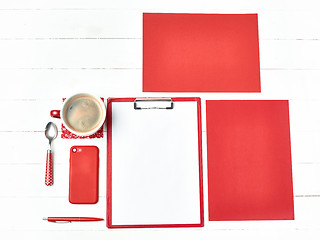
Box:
[43, 217, 104, 223]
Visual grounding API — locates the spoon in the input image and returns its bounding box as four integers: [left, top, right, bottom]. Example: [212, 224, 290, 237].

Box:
[45, 122, 58, 186]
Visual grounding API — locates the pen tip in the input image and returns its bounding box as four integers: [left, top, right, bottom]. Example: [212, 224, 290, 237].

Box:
[43, 217, 48, 221]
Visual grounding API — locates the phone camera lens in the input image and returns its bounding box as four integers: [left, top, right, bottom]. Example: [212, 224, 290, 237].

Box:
[72, 148, 77, 153]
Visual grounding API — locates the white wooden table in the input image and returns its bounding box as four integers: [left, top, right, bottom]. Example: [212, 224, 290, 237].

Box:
[1, 0, 320, 239]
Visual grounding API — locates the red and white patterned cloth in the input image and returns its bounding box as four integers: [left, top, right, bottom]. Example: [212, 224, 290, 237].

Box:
[45, 150, 53, 186]
[61, 123, 104, 139]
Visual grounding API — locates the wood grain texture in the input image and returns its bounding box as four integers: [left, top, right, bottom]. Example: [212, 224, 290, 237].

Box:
[0, 10, 319, 40]
[0, 0, 319, 11]
[0, 39, 319, 69]
[0, 0, 319, 238]
[0, 197, 319, 231]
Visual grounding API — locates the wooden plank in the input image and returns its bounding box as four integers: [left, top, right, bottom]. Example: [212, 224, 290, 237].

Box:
[0, 10, 319, 39]
[0, 39, 141, 69]
[258, 11, 320, 40]
[0, 100, 68, 131]
[0, 10, 141, 39]
[289, 100, 320, 133]
[0, 0, 318, 238]
[0, 196, 319, 231]
[261, 70, 320, 100]
[291, 131, 320, 164]
[292, 164, 320, 196]
[259, 40, 320, 69]
[0, 132, 107, 164]
[1, 69, 320, 100]
[0, 160, 317, 197]
[0, 111, 316, 166]
[0, 161, 107, 198]
[0, 0, 319, 11]
[1, 229, 319, 240]
[0, 39, 319, 69]
[0, 98, 320, 134]
[289, 100, 320, 164]
[0, 69, 142, 100]
[0, 99, 178, 131]
[0, 197, 106, 231]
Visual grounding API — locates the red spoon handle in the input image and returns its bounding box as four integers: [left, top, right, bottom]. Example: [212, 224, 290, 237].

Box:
[50, 110, 61, 119]
[45, 150, 53, 186]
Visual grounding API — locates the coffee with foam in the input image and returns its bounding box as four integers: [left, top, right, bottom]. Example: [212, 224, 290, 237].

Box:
[63, 95, 103, 133]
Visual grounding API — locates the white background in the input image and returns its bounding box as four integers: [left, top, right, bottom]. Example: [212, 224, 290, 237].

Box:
[0, 0, 320, 239]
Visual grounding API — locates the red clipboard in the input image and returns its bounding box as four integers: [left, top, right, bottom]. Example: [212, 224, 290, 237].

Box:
[107, 97, 204, 228]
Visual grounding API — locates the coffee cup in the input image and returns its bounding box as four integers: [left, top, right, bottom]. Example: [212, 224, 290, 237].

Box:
[50, 93, 106, 136]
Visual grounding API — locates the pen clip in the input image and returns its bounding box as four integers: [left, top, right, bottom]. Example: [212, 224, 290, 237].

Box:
[43, 217, 72, 223]
[134, 98, 173, 110]
[53, 221, 72, 224]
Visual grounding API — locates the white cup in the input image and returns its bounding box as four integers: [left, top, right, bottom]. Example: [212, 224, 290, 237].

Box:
[50, 93, 106, 136]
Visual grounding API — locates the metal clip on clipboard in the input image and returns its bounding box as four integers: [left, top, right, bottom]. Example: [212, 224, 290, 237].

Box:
[134, 98, 173, 110]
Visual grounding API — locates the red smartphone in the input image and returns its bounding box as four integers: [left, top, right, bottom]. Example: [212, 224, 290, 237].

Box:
[69, 146, 99, 204]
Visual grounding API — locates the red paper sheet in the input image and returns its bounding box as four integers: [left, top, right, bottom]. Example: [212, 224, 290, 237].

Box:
[143, 13, 261, 92]
[206, 100, 294, 220]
